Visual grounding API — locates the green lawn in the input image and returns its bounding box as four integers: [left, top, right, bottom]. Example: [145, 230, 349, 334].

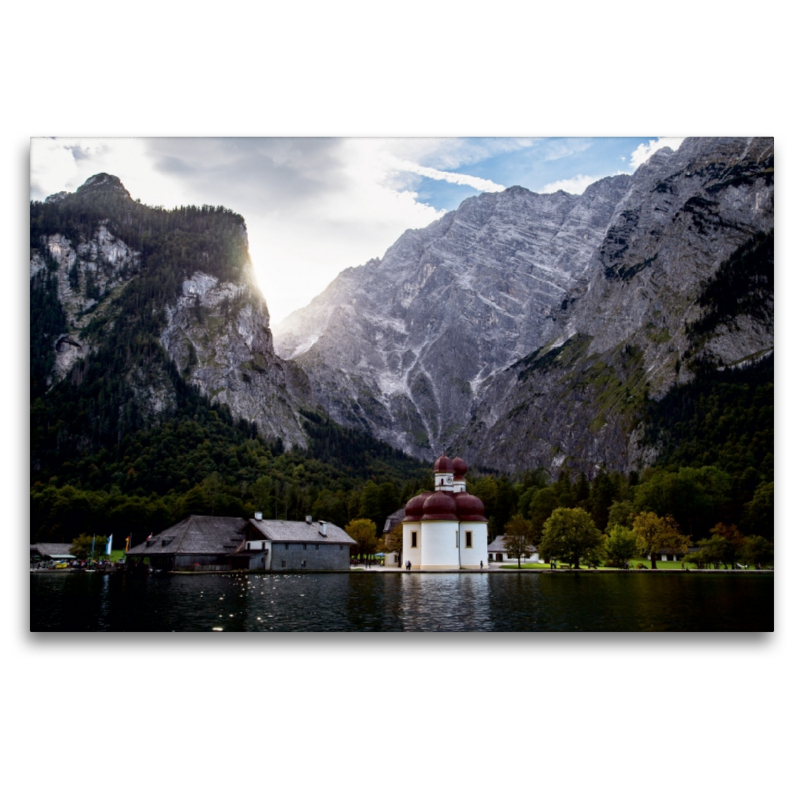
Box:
[500, 558, 767, 571]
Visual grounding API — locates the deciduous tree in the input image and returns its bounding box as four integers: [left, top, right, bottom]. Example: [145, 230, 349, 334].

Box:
[69, 533, 108, 560]
[604, 525, 638, 567]
[381, 523, 403, 565]
[345, 518, 378, 563]
[503, 514, 535, 568]
[632, 512, 691, 569]
[539, 508, 604, 569]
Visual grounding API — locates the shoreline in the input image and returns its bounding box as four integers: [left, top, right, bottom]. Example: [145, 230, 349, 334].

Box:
[31, 567, 775, 576]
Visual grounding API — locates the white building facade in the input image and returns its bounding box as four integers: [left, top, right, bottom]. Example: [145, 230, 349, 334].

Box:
[402, 455, 489, 570]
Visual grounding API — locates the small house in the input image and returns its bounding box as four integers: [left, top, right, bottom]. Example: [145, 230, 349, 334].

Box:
[487, 535, 540, 563]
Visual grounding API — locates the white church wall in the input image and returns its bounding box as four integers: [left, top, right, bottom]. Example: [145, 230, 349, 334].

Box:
[420, 520, 461, 569]
[458, 521, 489, 568]
[402, 522, 422, 570]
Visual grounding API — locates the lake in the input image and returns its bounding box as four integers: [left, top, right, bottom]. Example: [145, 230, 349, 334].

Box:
[30, 571, 774, 632]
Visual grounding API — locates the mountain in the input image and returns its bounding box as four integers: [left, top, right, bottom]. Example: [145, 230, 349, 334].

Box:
[456, 137, 773, 475]
[275, 137, 774, 475]
[30, 173, 310, 463]
[274, 173, 633, 457]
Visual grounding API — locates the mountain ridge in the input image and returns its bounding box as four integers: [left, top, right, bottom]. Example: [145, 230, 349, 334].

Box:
[274, 137, 773, 475]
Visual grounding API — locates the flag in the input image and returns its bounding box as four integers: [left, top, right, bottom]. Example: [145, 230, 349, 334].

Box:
[106, 534, 113, 556]
[146, 533, 152, 541]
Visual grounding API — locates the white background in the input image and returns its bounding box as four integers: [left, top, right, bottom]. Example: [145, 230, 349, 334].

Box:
[5, 3, 795, 799]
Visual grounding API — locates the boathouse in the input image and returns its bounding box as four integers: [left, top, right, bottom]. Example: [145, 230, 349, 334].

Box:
[30, 543, 78, 563]
[125, 515, 355, 571]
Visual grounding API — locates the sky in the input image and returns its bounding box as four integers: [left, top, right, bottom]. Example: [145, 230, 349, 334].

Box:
[30, 136, 683, 325]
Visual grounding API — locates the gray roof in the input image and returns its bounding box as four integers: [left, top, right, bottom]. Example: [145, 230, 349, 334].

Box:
[31, 543, 77, 558]
[383, 508, 406, 533]
[488, 536, 538, 554]
[245, 519, 356, 546]
[127, 516, 247, 556]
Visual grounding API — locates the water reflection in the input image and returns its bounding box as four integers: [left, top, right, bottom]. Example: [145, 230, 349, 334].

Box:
[30, 572, 774, 632]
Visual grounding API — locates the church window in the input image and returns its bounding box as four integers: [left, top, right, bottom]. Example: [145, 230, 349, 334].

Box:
[411, 531, 417, 548]
[466, 530, 473, 548]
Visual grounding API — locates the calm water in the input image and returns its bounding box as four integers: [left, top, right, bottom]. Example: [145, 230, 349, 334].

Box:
[30, 571, 774, 632]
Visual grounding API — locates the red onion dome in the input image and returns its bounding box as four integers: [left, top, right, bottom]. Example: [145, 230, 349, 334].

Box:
[452, 457, 468, 477]
[433, 453, 454, 473]
[403, 492, 433, 522]
[421, 490, 459, 521]
[455, 492, 487, 522]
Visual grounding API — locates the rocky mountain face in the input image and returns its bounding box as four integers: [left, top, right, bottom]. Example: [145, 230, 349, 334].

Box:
[456, 137, 774, 474]
[275, 137, 774, 474]
[274, 174, 633, 457]
[30, 174, 309, 449]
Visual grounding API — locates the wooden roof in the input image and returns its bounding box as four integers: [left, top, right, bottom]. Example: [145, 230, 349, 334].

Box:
[127, 516, 247, 556]
[31, 543, 77, 558]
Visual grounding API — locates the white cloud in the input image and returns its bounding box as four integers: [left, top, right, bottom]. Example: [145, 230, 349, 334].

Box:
[629, 137, 686, 169]
[542, 138, 593, 162]
[30, 137, 638, 324]
[541, 174, 605, 195]
[396, 160, 505, 193]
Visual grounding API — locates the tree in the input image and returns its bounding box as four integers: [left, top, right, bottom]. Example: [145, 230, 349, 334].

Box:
[632, 512, 691, 569]
[345, 518, 378, 563]
[693, 535, 733, 568]
[503, 514, 535, 568]
[539, 508, 604, 569]
[606, 500, 636, 531]
[527, 487, 561, 544]
[742, 481, 774, 540]
[381, 523, 403, 565]
[709, 522, 744, 568]
[739, 535, 773, 568]
[69, 533, 108, 560]
[604, 525, 638, 567]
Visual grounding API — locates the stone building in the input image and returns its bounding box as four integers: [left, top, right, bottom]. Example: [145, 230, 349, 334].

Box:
[233, 517, 355, 571]
[402, 455, 488, 570]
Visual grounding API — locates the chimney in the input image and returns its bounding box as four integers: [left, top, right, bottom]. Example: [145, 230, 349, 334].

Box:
[305, 515, 312, 524]
[255, 511, 263, 520]
[322, 521, 328, 537]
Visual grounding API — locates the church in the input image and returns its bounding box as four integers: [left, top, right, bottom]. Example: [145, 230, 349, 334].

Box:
[402, 454, 488, 569]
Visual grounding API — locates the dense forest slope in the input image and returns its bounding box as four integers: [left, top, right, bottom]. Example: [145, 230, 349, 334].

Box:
[30, 175, 430, 544]
[31, 173, 309, 450]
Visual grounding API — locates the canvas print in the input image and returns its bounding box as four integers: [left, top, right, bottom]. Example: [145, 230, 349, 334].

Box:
[29, 137, 774, 631]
